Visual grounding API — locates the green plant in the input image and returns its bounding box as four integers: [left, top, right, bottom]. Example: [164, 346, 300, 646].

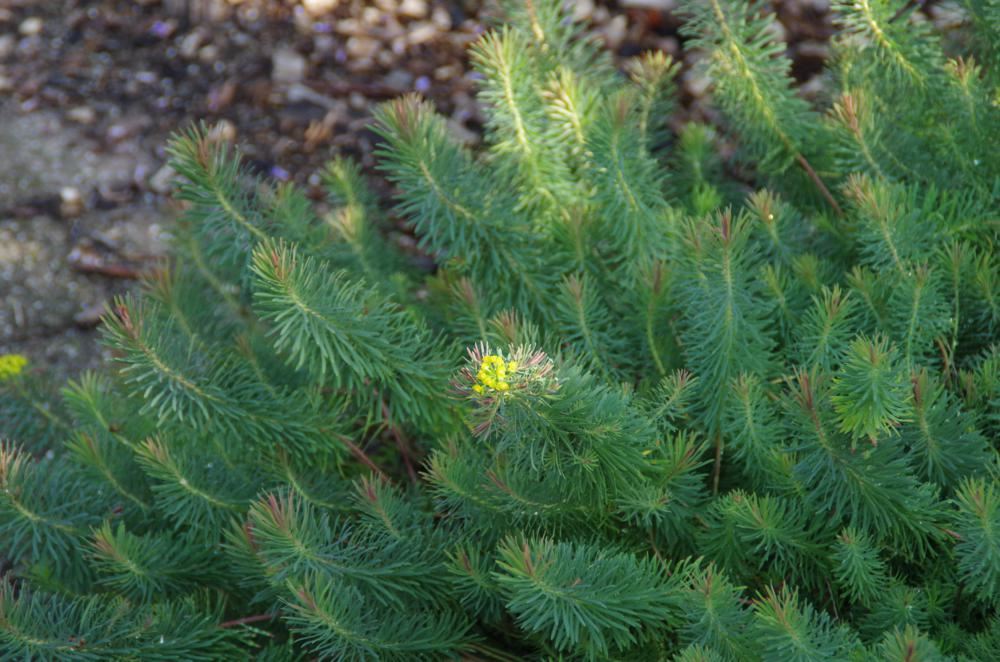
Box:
[2, 1, 998, 659]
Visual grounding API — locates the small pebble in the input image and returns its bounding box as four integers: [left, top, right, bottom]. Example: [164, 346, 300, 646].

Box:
[67, 106, 97, 124]
[149, 20, 175, 39]
[107, 123, 134, 142]
[346, 36, 380, 59]
[653, 36, 679, 56]
[573, 0, 595, 21]
[179, 31, 204, 59]
[407, 22, 438, 47]
[361, 7, 382, 27]
[431, 7, 452, 30]
[302, 0, 339, 17]
[149, 164, 176, 194]
[348, 91, 367, 110]
[336, 18, 363, 36]
[60, 187, 84, 218]
[74, 303, 107, 329]
[19, 17, 43, 37]
[383, 69, 413, 91]
[314, 34, 336, 53]
[207, 119, 237, 143]
[764, 18, 787, 44]
[797, 41, 829, 60]
[272, 47, 307, 84]
[398, 0, 428, 19]
[604, 15, 628, 51]
[0, 35, 14, 58]
[683, 70, 711, 98]
[198, 44, 220, 64]
[434, 64, 461, 81]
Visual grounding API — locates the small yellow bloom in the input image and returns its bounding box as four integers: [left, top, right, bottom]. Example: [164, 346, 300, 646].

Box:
[473, 353, 515, 396]
[0, 354, 28, 381]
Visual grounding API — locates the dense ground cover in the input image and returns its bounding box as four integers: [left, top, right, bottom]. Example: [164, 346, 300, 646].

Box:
[1, 0, 998, 659]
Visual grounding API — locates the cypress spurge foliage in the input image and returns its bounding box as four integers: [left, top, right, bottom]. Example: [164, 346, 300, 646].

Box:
[1, 1, 998, 659]
[831, 333, 911, 444]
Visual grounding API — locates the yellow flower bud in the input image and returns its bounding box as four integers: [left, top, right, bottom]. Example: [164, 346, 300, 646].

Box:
[0, 354, 28, 381]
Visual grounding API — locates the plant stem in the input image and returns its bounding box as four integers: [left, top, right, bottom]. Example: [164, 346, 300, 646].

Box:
[329, 430, 389, 479]
[795, 153, 843, 217]
[381, 398, 418, 485]
[712, 432, 723, 495]
[219, 613, 276, 629]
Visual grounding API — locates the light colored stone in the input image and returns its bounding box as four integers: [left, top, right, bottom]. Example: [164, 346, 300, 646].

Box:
[361, 7, 382, 26]
[67, 106, 97, 125]
[18, 17, 42, 37]
[407, 22, 438, 46]
[431, 7, 451, 29]
[149, 164, 176, 194]
[336, 18, 363, 36]
[447, 119, 478, 145]
[286, 83, 339, 110]
[179, 31, 204, 59]
[763, 18, 787, 44]
[683, 71, 711, 98]
[398, 0, 427, 19]
[198, 44, 220, 63]
[0, 35, 15, 58]
[346, 36, 380, 59]
[797, 41, 829, 60]
[653, 36, 679, 56]
[302, 0, 339, 17]
[383, 68, 413, 90]
[573, 0, 595, 21]
[59, 187, 83, 218]
[603, 15, 627, 50]
[348, 91, 367, 111]
[272, 47, 307, 84]
[207, 119, 237, 144]
[434, 63, 461, 81]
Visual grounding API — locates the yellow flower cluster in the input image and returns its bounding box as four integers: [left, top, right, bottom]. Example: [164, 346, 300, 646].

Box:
[0, 354, 28, 381]
[473, 354, 518, 394]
